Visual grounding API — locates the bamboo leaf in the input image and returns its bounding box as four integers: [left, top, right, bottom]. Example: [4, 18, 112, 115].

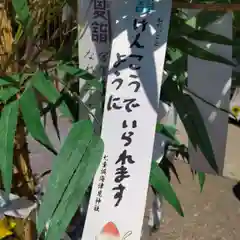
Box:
[0, 75, 19, 86]
[150, 161, 184, 216]
[156, 123, 180, 145]
[196, 11, 226, 29]
[183, 94, 218, 172]
[12, 0, 31, 26]
[37, 120, 94, 235]
[20, 87, 54, 151]
[58, 64, 95, 80]
[187, 29, 233, 45]
[44, 136, 104, 240]
[0, 101, 19, 195]
[31, 71, 73, 119]
[197, 172, 206, 192]
[162, 80, 218, 173]
[0, 88, 19, 102]
[50, 108, 61, 140]
[57, 64, 103, 91]
[169, 37, 235, 67]
[171, 14, 233, 46]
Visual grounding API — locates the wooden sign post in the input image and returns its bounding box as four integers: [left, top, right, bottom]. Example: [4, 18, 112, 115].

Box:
[81, 0, 172, 239]
[78, 0, 111, 133]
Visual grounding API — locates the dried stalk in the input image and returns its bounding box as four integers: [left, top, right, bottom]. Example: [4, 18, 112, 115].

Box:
[12, 116, 36, 200]
[0, 3, 36, 240]
[0, 4, 13, 73]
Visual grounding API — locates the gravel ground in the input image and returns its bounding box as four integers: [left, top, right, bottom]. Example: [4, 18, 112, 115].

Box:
[149, 161, 240, 240]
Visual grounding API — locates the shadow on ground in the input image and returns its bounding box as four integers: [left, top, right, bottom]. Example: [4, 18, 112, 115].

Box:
[233, 182, 240, 201]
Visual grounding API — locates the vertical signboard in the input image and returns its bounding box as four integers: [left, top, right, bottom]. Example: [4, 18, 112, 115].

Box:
[188, 12, 232, 174]
[81, 0, 172, 239]
[78, 0, 111, 131]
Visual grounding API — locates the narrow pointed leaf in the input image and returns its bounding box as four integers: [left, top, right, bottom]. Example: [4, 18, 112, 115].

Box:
[156, 123, 180, 145]
[150, 161, 184, 217]
[45, 136, 104, 240]
[188, 29, 233, 45]
[172, 15, 233, 46]
[31, 71, 73, 119]
[197, 172, 206, 192]
[58, 64, 103, 91]
[162, 80, 218, 173]
[50, 108, 61, 140]
[58, 64, 95, 80]
[170, 37, 235, 67]
[196, 11, 225, 29]
[12, 0, 30, 26]
[183, 94, 218, 172]
[0, 75, 19, 86]
[37, 120, 94, 234]
[0, 87, 19, 102]
[0, 101, 19, 195]
[20, 87, 54, 151]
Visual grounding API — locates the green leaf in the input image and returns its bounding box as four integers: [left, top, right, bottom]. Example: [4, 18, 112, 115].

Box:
[12, 0, 30, 26]
[44, 136, 104, 240]
[0, 73, 20, 101]
[184, 94, 218, 172]
[57, 64, 94, 80]
[165, 55, 187, 77]
[20, 87, 54, 151]
[169, 37, 235, 67]
[168, 48, 183, 62]
[156, 123, 180, 145]
[0, 75, 19, 86]
[232, 73, 240, 87]
[0, 87, 19, 102]
[170, 14, 233, 46]
[150, 161, 184, 217]
[197, 172, 206, 192]
[196, 11, 226, 29]
[31, 71, 73, 119]
[162, 80, 218, 173]
[37, 120, 94, 234]
[0, 101, 19, 195]
[187, 29, 233, 46]
[57, 64, 103, 91]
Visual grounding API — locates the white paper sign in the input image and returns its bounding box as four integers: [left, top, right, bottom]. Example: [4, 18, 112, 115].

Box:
[82, 0, 172, 239]
[0, 190, 36, 219]
[188, 13, 232, 175]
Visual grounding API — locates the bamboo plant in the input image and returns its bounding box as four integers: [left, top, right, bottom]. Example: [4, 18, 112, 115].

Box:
[0, 0, 239, 239]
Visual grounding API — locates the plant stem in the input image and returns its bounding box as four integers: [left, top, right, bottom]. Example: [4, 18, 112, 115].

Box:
[0, 3, 36, 240]
[12, 116, 36, 201]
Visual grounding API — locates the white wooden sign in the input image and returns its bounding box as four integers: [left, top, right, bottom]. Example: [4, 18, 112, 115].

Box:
[78, 0, 111, 76]
[188, 12, 232, 175]
[81, 0, 172, 239]
[78, 0, 112, 132]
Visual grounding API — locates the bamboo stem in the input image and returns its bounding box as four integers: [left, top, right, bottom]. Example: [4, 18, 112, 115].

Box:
[0, 3, 36, 240]
[13, 116, 36, 201]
